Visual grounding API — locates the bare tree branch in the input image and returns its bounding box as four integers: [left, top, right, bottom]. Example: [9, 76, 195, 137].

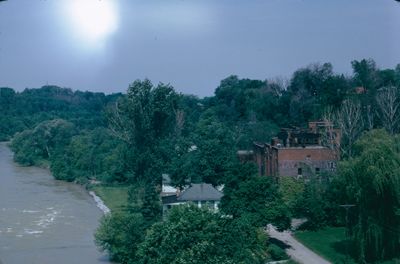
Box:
[335, 100, 363, 158]
[376, 86, 400, 135]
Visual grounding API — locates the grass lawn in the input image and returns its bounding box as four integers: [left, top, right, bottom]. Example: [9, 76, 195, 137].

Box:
[92, 185, 130, 212]
[294, 227, 356, 263]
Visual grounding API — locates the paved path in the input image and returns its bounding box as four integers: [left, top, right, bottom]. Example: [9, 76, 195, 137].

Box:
[266, 224, 331, 264]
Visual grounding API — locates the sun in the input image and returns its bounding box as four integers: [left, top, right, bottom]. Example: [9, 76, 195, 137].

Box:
[65, 0, 118, 44]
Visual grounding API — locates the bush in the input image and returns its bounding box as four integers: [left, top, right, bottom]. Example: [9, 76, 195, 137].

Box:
[267, 243, 288, 261]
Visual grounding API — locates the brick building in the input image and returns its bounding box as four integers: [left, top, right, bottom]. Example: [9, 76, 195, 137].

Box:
[253, 121, 340, 178]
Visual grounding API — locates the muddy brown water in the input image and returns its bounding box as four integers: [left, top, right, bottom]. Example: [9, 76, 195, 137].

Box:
[0, 143, 111, 264]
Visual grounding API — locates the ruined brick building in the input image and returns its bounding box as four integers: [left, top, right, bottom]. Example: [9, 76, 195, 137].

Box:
[253, 121, 340, 178]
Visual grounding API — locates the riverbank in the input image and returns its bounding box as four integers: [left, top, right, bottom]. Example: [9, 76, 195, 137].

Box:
[89, 191, 111, 215]
[90, 185, 130, 212]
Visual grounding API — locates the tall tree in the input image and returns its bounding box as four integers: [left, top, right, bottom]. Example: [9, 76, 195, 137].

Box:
[376, 86, 400, 135]
[286, 63, 335, 124]
[351, 59, 380, 91]
[339, 130, 400, 263]
[170, 115, 237, 186]
[221, 175, 291, 231]
[335, 99, 363, 158]
[108, 79, 180, 222]
[108, 79, 180, 185]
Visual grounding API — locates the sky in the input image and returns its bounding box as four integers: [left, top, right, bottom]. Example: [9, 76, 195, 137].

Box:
[0, 0, 399, 97]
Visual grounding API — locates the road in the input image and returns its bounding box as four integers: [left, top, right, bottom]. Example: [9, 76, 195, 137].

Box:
[266, 224, 331, 264]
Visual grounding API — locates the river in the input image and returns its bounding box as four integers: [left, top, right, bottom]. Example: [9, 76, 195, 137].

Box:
[0, 143, 111, 264]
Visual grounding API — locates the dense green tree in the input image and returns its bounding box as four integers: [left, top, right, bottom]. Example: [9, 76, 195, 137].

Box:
[294, 173, 346, 230]
[351, 59, 380, 91]
[221, 175, 291, 231]
[108, 79, 180, 223]
[95, 213, 146, 264]
[50, 128, 127, 182]
[108, 79, 180, 185]
[339, 130, 400, 262]
[11, 119, 76, 166]
[213, 75, 266, 122]
[0, 86, 119, 141]
[284, 63, 350, 125]
[137, 205, 268, 264]
[279, 177, 305, 215]
[296, 178, 328, 230]
[170, 115, 237, 186]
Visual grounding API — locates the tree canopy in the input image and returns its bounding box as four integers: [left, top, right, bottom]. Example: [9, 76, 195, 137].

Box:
[137, 205, 268, 264]
[339, 130, 400, 262]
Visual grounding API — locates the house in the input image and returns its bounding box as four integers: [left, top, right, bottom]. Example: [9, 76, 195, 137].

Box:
[161, 174, 178, 196]
[162, 183, 223, 215]
[253, 121, 340, 178]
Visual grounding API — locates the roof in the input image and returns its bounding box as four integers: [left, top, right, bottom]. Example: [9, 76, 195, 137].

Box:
[237, 150, 254, 155]
[162, 194, 178, 205]
[177, 183, 223, 202]
[162, 185, 177, 194]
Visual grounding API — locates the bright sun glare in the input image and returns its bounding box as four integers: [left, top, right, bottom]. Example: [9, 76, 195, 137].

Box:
[66, 0, 118, 44]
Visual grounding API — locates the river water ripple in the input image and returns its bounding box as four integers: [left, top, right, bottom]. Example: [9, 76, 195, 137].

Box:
[0, 143, 111, 264]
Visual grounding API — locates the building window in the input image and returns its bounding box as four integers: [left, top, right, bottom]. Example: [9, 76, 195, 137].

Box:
[297, 168, 302, 176]
[315, 167, 320, 174]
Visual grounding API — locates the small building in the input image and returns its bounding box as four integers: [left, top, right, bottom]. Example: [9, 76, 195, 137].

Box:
[253, 121, 340, 178]
[162, 183, 223, 215]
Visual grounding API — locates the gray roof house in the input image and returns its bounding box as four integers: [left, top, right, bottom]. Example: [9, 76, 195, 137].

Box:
[162, 183, 223, 215]
[177, 183, 223, 202]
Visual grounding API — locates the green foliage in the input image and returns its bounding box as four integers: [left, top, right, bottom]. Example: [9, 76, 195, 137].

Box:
[339, 130, 400, 262]
[109, 79, 180, 186]
[137, 205, 268, 264]
[351, 59, 380, 91]
[296, 176, 345, 230]
[95, 206, 267, 264]
[106, 80, 182, 226]
[267, 243, 289, 261]
[170, 115, 237, 186]
[95, 212, 146, 264]
[138, 184, 162, 224]
[11, 121, 128, 183]
[279, 177, 305, 215]
[0, 86, 118, 141]
[10, 119, 76, 166]
[51, 128, 128, 182]
[221, 174, 291, 231]
[297, 179, 329, 230]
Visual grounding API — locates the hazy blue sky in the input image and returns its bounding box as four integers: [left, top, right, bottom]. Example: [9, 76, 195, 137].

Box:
[0, 0, 399, 97]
